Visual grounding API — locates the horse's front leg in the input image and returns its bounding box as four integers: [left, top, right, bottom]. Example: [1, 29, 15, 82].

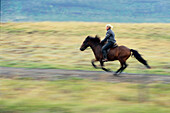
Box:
[91, 59, 99, 69]
[100, 61, 112, 72]
[91, 59, 111, 72]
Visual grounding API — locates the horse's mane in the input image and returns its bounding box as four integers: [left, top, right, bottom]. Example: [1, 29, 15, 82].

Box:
[87, 35, 101, 43]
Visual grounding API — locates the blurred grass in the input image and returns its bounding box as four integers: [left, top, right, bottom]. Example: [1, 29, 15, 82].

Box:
[0, 22, 170, 75]
[0, 78, 170, 113]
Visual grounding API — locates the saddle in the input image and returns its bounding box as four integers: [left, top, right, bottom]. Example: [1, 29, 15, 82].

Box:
[107, 43, 118, 52]
[111, 43, 118, 48]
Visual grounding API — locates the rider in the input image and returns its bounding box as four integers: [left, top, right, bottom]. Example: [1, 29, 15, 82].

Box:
[101, 24, 116, 62]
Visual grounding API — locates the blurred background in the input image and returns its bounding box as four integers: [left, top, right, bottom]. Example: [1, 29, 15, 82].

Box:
[1, 0, 170, 22]
[1, 0, 170, 113]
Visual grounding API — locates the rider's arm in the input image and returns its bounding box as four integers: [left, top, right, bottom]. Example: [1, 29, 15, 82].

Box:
[101, 32, 111, 44]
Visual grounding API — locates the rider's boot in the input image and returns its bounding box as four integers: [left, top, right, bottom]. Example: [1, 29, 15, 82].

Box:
[102, 51, 108, 62]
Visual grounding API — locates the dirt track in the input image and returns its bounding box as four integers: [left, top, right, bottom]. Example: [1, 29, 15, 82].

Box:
[0, 67, 170, 83]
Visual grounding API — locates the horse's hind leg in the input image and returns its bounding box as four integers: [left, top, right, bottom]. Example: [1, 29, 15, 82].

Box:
[114, 61, 128, 76]
[119, 62, 128, 74]
[114, 63, 124, 76]
[114, 59, 127, 76]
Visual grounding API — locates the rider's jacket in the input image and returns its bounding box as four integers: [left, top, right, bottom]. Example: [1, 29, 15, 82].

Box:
[101, 28, 116, 44]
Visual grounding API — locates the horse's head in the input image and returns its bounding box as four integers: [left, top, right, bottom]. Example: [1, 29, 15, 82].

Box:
[80, 35, 100, 51]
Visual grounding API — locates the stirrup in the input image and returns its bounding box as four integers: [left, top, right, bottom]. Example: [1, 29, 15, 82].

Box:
[102, 59, 108, 62]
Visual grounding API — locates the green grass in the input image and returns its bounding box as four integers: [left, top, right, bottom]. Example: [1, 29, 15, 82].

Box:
[0, 22, 170, 75]
[0, 78, 170, 113]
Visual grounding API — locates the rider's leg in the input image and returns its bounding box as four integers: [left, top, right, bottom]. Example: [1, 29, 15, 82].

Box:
[102, 42, 113, 61]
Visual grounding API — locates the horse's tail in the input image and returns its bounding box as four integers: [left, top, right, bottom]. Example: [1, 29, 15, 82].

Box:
[130, 49, 151, 69]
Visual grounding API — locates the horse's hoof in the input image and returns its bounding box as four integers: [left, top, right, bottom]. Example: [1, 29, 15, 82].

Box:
[114, 73, 119, 76]
[107, 69, 112, 72]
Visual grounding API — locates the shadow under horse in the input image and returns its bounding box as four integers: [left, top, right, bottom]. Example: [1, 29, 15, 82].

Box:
[80, 35, 151, 76]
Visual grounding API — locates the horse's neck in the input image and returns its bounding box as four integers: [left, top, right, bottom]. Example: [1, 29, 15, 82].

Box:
[90, 44, 102, 60]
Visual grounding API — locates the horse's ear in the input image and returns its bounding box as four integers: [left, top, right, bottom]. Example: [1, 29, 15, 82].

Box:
[95, 35, 99, 38]
[94, 35, 101, 42]
[95, 35, 100, 39]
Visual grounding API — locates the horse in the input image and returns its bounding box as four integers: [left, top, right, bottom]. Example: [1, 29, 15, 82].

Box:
[80, 35, 151, 76]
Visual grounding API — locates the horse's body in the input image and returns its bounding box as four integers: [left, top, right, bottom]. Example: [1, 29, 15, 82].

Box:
[105, 46, 131, 61]
[80, 36, 151, 75]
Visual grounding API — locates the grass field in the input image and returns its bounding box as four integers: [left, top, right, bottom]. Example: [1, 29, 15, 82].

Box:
[0, 22, 170, 75]
[0, 22, 170, 113]
[1, 78, 170, 113]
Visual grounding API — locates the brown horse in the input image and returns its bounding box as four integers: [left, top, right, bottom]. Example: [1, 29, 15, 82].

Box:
[80, 35, 151, 76]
